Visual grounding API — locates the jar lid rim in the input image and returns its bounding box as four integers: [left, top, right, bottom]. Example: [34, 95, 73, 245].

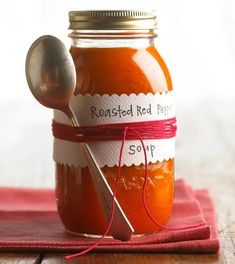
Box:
[69, 10, 157, 30]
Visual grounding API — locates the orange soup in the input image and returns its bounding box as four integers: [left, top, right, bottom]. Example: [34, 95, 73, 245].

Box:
[55, 46, 174, 235]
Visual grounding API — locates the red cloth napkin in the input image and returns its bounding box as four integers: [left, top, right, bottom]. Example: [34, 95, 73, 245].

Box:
[0, 179, 219, 253]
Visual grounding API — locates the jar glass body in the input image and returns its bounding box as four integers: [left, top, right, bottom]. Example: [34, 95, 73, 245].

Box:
[55, 30, 174, 236]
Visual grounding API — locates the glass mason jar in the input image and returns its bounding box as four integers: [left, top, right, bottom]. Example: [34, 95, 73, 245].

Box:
[54, 10, 174, 236]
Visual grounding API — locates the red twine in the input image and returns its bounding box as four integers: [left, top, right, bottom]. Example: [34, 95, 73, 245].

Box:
[52, 117, 206, 260]
[52, 118, 177, 142]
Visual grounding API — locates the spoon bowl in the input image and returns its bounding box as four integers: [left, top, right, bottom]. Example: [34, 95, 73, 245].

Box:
[26, 35, 76, 115]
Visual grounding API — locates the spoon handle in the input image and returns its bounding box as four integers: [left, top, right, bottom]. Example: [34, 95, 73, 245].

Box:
[65, 107, 134, 241]
[65, 107, 79, 126]
[81, 143, 134, 241]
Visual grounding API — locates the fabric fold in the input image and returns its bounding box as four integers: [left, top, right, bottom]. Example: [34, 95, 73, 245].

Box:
[0, 179, 220, 253]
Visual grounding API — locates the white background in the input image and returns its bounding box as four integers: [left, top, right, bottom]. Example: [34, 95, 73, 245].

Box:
[0, 0, 234, 187]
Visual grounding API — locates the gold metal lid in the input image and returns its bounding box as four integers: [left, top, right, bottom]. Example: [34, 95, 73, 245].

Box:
[69, 10, 157, 30]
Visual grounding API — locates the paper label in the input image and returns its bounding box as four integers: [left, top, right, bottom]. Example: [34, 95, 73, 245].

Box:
[53, 91, 175, 167]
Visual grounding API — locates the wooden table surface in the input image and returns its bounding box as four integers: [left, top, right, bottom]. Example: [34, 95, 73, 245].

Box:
[0, 99, 234, 263]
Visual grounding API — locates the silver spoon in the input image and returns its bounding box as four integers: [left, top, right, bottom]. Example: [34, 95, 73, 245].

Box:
[25, 35, 134, 241]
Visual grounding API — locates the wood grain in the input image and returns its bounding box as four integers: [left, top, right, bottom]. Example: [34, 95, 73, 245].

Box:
[0, 254, 41, 264]
[41, 253, 222, 264]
